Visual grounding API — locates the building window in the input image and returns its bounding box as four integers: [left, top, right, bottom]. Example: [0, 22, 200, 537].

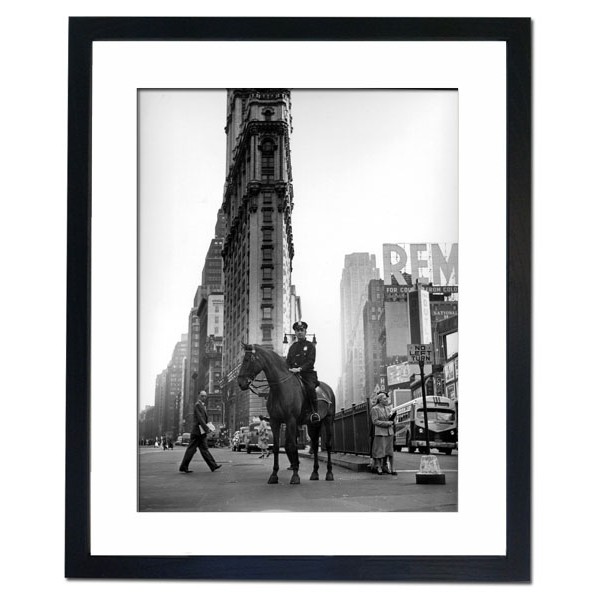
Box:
[263, 267, 273, 280]
[262, 327, 272, 341]
[263, 229, 273, 242]
[263, 210, 273, 224]
[263, 248, 273, 261]
[262, 307, 272, 320]
[261, 140, 275, 181]
[263, 287, 273, 300]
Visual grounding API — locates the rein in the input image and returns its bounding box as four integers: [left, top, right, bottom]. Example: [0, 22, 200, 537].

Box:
[248, 372, 295, 395]
[241, 345, 300, 396]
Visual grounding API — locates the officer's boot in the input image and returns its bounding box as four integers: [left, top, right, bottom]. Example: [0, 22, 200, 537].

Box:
[309, 389, 320, 423]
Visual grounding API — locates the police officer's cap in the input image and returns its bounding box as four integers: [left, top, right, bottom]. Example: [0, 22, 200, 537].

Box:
[292, 320, 308, 331]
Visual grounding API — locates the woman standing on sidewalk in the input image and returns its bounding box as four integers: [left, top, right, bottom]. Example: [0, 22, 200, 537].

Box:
[370, 392, 397, 475]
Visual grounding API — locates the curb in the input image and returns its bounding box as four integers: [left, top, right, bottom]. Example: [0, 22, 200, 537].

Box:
[298, 451, 371, 472]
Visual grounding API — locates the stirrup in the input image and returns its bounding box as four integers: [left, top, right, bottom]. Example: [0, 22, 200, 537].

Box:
[309, 412, 320, 423]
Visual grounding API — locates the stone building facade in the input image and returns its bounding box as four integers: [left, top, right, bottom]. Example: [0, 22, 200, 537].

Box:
[220, 89, 296, 431]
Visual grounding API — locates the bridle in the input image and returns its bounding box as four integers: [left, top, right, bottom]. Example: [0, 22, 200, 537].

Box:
[241, 347, 296, 394]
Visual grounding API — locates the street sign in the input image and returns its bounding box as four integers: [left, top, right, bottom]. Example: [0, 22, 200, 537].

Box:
[408, 343, 433, 364]
[418, 289, 432, 344]
[408, 343, 434, 455]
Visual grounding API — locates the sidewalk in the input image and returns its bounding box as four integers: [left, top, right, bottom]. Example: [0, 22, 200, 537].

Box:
[298, 449, 458, 473]
[298, 450, 371, 472]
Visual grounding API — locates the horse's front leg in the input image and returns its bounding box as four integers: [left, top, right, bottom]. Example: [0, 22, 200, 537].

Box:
[285, 420, 300, 484]
[268, 420, 281, 484]
[309, 424, 320, 480]
[323, 417, 334, 481]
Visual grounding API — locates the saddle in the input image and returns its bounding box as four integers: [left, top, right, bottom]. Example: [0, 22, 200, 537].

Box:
[294, 375, 331, 424]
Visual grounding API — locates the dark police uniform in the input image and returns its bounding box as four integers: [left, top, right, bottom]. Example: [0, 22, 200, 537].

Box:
[286, 338, 319, 412]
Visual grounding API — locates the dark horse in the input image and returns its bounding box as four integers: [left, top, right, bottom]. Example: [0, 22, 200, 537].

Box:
[237, 343, 336, 484]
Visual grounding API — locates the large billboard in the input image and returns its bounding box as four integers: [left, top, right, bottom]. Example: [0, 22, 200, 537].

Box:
[431, 301, 458, 324]
[383, 243, 458, 286]
[387, 362, 412, 386]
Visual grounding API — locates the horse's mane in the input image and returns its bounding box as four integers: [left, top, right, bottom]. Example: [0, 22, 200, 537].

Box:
[252, 344, 289, 371]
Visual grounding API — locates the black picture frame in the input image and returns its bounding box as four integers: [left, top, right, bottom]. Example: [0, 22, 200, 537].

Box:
[66, 17, 531, 581]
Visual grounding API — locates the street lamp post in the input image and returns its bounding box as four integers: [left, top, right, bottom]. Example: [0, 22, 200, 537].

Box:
[282, 332, 317, 351]
[408, 344, 432, 455]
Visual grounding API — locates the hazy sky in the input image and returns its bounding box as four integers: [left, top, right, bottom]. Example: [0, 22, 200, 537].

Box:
[139, 89, 458, 407]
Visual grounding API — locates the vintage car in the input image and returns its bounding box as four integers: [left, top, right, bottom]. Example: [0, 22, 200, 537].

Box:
[174, 433, 190, 446]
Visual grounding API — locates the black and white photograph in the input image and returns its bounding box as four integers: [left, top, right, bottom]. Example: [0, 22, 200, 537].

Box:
[137, 89, 459, 512]
[16, 2, 600, 593]
[77, 25, 513, 573]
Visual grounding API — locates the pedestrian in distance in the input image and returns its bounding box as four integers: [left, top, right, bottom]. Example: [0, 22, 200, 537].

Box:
[257, 415, 271, 459]
[179, 391, 222, 474]
[260, 415, 295, 469]
[369, 392, 398, 476]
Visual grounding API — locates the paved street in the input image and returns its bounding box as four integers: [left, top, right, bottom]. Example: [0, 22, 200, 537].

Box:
[139, 446, 457, 512]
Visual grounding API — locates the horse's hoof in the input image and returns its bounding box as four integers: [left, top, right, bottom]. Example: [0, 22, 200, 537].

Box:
[268, 475, 278, 484]
[309, 472, 319, 481]
[290, 474, 301, 484]
[326, 472, 334, 481]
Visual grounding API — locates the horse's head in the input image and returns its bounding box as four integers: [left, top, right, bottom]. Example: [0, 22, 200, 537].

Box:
[237, 343, 263, 390]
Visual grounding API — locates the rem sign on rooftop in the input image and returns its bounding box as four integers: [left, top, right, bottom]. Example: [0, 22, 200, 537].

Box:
[383, 243, 458, 286]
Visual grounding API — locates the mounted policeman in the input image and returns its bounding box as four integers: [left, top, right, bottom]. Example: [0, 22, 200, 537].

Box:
[285, 320, 320, 423]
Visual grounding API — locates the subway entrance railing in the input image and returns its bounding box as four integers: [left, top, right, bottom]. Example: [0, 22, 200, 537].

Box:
[332, 401, 372, 455]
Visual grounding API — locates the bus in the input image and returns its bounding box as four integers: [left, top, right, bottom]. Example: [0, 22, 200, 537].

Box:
[391, 395, 458, 454]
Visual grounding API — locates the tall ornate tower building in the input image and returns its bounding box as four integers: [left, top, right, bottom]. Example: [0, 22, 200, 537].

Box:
[221, 89, 295, 429]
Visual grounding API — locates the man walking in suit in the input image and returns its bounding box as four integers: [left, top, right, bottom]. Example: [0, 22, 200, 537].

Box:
[179, 390, 221, 474]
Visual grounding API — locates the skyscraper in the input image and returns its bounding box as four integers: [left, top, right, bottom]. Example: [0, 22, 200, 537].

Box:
[220, 89, 296, 429]
[339, 253, 380, 408]
[159, 334, 187, 440]
[363, 279, 385, 399]
[184, 212, 226, 426]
